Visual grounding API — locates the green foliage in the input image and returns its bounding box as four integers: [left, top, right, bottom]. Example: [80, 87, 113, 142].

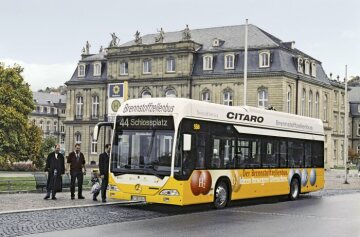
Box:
[0, 63, 40, 168]
[37, 136, 57, 169]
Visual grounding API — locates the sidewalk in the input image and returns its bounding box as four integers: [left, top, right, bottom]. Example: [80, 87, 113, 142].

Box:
[0, 169, 359, 214]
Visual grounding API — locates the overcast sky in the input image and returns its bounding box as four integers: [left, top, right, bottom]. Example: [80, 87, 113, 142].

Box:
[0, 0, 359, 91]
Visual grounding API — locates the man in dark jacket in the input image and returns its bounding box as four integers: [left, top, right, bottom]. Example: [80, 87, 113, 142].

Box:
[67, 143, 86, 199]
[99, 144, 111, 202]
[44, 144, 65, 200]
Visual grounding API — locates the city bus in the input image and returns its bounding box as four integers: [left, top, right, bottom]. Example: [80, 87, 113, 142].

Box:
[94, 98, 324, 208]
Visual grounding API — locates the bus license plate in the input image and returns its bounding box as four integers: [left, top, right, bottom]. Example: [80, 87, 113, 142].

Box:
[131, 195, 146, 202]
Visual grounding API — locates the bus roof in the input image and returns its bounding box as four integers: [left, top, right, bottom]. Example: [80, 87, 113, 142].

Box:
[118, 98, 324, 136]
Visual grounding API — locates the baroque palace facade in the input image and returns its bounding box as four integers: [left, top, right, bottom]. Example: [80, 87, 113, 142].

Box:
[65, 24, 348, 168]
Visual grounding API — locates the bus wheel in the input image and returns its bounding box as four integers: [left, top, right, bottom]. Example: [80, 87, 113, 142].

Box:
[289, 178, 300, 201]
[213, 181, 228, 209]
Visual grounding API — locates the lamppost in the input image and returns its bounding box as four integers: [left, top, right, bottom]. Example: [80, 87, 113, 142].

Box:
[344, 65, 349, 184]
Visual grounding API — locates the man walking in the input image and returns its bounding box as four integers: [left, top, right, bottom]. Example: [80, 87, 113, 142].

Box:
[67, 143, 86, 199]
[99, 144, 111, 202]
[44, 144, 65, 200]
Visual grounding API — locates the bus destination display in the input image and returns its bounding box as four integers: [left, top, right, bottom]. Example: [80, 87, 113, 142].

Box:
[116, 116, 174, 130]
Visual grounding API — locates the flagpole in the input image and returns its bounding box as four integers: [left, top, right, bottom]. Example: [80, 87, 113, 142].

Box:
[243, 19, 248, 106]
[344, 65, 349, 184]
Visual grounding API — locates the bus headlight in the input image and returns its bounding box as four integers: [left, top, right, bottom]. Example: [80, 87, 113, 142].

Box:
[108, 185, 120, 192]
[160, 189, 179, 196]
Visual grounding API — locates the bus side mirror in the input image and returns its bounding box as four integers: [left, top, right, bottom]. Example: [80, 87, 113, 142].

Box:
[93, 122, 114, 142]
[183, 134, 192, 151]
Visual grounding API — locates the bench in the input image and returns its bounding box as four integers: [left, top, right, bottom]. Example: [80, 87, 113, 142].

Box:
[33, 173, 48, 191]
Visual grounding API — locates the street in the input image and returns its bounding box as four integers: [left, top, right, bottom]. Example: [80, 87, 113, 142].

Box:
[0, 191, 358, 237]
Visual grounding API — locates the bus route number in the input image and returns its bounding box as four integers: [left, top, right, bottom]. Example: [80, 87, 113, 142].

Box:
[193, 123, 201, 130]
[119, 118, 129, 127]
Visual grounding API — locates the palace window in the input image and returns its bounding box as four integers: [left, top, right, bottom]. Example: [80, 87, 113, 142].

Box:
[304, 59, 310, 75]
[120, 62, 128, 75]
[224, 54, 234, 69]
[259, 51, 270, 68]
[75, 132, 82, 144]
[203, 55, 213, 70]
[94, 62, 101, 76]
[297, 58, 303, 73]
[78, 64, 86, 77]
[333, 115, 338, 132]
[223, 91, 233, 106]
[323, 94, 328, 121]
[76, 96, 83, 119]
[311, 62, 316, 77]
[91, 135, 97, 154]
[287, 85, 291, 113]
[165, 89, 176, 98]
[53, 121, 57, 132]
[143, 59, 152, 74]
[315, 92, 320, 118]
[309, 90, 313, 117]
[92, 96, 99, 119]
[357, 122, 360, 136]
[301, 89, 306, 116]
[166, 57, 176, 72]
[141, 91, 152, 98]
[258, 89, 268, 108]
[202, 91, 211, 102]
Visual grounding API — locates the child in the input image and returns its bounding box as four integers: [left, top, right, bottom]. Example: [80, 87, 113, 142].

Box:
[90, 169, 101, 201]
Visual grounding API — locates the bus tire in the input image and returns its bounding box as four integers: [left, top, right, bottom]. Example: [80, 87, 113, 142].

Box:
[213, 181, 229, 209]
[288, 177, 300, 201]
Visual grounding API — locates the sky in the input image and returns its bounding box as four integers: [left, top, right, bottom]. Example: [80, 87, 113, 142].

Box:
[0, 0, 359, 91]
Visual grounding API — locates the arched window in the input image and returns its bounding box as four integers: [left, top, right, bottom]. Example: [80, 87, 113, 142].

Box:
[315, 92, 320, 118]
[224, 54, 234, 69]
[76, 96, 83, 119]
[297, 58, 303, 73]
[46, 121, 51, 133]
[201, 90, 211, 102]
[309, 90, 313, 117]
[301, 89, 306, 116]
[304, 59, 310, 75]
[39, 120, 43, 130]
[203, 55, 213, 70]
[223, 91, 233, 106]
[323, 94, 328, 121]
[258, 89, 268, 108]
[53, 121, 57, 132]
[92, 96, 99, 119]
[78, 64, 85, 77]
[141, 91, 152, 98]
[165, 89, 176, 98]
[287, 85, 291, 113]
[259, 51, 270, 68]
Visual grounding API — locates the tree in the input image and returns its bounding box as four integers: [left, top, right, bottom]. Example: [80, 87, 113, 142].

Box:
[0, 63, 39, 167]
[36, 136, 57, 169]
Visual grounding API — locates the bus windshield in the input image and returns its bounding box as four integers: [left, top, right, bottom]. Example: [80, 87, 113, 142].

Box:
[111, 116, 176, 176]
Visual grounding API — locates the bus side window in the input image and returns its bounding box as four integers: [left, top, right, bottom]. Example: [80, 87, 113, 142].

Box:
[211, 138, 221, 168]
[196, 134, 206, 169]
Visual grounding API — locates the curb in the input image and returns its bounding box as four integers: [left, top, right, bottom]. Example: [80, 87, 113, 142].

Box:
[0, 200, 141, 215]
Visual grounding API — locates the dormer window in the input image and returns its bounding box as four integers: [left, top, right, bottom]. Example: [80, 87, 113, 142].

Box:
[304, 59, 310, 75]
[297, 58, 303, 73]
[203, 55, 213, 70]
[120, 62, 128, 75]
[213, 38, 220, 47]
[78, 64, 86, 77]
[93, 62, 101, 76]
[224, 54, 234, 69]
[259, 51, 270, 68]
[311, 61, 316, 77]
